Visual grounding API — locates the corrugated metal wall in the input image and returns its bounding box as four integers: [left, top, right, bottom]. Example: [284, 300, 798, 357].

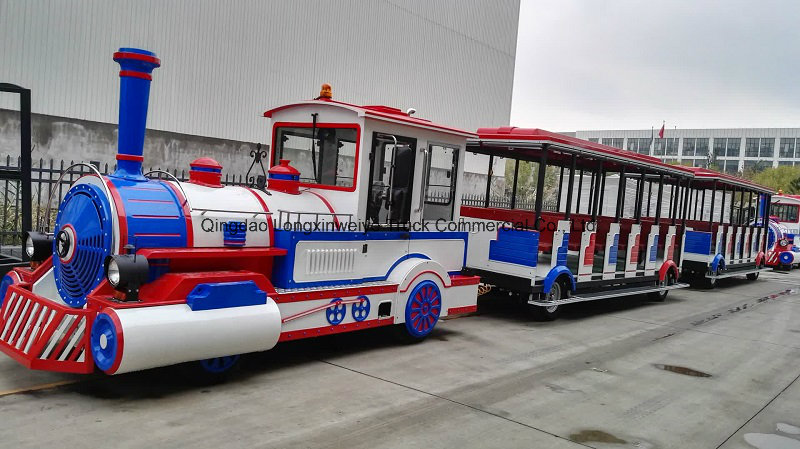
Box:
[0, 0, 519, 147]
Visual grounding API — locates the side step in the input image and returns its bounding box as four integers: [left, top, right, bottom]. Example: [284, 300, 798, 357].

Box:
[528, 283, 689, 307]
[707, 267, 769, 280]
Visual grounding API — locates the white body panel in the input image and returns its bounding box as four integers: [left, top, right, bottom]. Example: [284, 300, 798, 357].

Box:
[624, 223, 641, 277]
[112, 300, 282, 374]
[576, 227, 596, 281]
[644, 225, 659, 275]
[602, 223, 621, 280]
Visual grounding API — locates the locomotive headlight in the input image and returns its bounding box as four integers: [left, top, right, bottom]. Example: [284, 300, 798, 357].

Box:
[780, 238, 789, 247]
[107, 259, 121, 287]
[24, 231, 53, 262]
[104, 254, 149, 301]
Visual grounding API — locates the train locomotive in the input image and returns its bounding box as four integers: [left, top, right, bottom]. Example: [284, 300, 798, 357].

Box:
[0, 48, 480, 375]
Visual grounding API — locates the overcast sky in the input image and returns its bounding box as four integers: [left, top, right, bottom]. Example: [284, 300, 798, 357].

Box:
[511, 0, 800, 132]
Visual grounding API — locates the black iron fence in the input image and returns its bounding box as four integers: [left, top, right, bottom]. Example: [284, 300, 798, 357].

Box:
[460, 193, 558, 212]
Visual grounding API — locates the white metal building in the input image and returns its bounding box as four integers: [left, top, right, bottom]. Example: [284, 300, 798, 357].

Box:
[575, 128, 800, 174]
[0, 0, 520, 175]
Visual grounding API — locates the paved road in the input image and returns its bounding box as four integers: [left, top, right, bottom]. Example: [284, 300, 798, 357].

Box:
[1, 271, 799, 449]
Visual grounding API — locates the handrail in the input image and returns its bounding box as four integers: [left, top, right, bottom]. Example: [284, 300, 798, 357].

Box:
[42, 162, 108, 232]
[143, 170, 191, 210]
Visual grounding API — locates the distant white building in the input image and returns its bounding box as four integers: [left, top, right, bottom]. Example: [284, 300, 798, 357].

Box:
[574, 128, 800, 174]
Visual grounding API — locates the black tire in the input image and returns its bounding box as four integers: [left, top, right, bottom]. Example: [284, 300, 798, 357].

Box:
[649, 270, 675, 302]
[746, 271, 760, 280]
[530, 280, 563, 321]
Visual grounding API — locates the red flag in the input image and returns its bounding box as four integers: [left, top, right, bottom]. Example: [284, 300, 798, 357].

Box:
[658, 122, 665, 139]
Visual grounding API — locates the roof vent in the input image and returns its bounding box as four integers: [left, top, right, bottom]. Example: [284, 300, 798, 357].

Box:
[189, 157, 223, 188]
[268, 159, 301, 194]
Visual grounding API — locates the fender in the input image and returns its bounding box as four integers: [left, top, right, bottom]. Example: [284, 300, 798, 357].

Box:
[658, 260, 678, 282]
[710, 254, 725, 273]
[543, 265, 576, 294]
[387, 258, 452, 293]
[755, 251, 765, 267]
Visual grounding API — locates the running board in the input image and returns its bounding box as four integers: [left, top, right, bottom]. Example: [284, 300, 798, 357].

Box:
[707, 268, 769, 280]
[528, 283, 689, 307]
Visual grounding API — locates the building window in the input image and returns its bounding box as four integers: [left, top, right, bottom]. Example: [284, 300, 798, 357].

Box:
[588, 138, 599, 143]
[601, 138, 623, 149]
[745, 138, 760, 157]
[778, 160, 794, 166]
[779, 138, 796, 158]
[626, 138, 652, 155]
[682, 137, 709, 157]
[665, 138, 678, 156]
[760, 138, 774, 158]
[713, 138, 726, 157]
[727, 138, 740, 157]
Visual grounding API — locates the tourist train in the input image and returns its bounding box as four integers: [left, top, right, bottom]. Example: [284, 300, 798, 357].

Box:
[0, 47, 774, 375]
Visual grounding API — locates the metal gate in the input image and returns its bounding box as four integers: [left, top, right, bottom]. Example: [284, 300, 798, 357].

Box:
[0, 83, 33, 271]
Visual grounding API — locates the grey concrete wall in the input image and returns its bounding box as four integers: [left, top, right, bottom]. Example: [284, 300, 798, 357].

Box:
[0, 109, 261, 178]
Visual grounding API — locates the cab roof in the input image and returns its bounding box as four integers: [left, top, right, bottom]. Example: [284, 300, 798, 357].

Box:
[264, 99, 477, 138]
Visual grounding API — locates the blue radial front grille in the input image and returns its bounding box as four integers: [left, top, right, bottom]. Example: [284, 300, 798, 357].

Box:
[53, 183, 113, 308]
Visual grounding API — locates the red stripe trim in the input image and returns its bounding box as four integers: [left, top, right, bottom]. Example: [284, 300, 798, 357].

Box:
[134, 233, 182, 238]
[243, 187, 275, 245]
[119, 70, 152, 81]
[162, 180, 194, 247]
[128, 198, 173, 204]
[131, 215, 181, 219]
[105, 178, 128, 252]
[278, 317, 394, 342]
[116, 154, 144, 162]
[306, 191, 340, 226]
[113, 51, 161, 66]
[447, 305, 477, 315]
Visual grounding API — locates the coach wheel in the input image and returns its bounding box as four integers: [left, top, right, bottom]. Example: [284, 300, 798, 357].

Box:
[531, 280, 563, 321]
[703, 268, 719, 289]
[398, 280, 442, 342]
[649, 270, 675, 302]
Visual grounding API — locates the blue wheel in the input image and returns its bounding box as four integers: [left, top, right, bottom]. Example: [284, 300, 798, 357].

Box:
[0, 274, 14, 308]
[404, 280, 442, 338]
[351, 295, 370, 322]
[199, 355, 241, 374]
[326, 298, 346, 325]
[90, 312, 120, 373]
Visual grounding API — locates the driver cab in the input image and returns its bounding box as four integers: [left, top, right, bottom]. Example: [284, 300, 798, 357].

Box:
[264, 85, 475, 230]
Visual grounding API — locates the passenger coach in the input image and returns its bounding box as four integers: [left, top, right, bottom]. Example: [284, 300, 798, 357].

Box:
[461, 128, 693, 320]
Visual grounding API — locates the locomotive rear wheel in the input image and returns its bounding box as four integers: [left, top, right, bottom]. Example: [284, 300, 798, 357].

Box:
[396, 280, 442, 343]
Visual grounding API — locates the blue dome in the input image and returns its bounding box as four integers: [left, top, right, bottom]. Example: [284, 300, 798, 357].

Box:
[53, 183, 113, 308]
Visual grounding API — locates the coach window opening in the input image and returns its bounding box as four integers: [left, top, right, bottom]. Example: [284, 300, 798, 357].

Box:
[681, 179, 692, 228]
[564, 153, 577, 220]
[634, 171, 646, 223]
[483, 151, 493, 209]
[556, 165, 565, 211]
[654, 174, 664, 224]
[590, 165, 602, 220]
[708, 181, 717, 224]
[596, 168, 606, 218]
[614, 166, 627, 222]
[532, 145, 550, 224]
